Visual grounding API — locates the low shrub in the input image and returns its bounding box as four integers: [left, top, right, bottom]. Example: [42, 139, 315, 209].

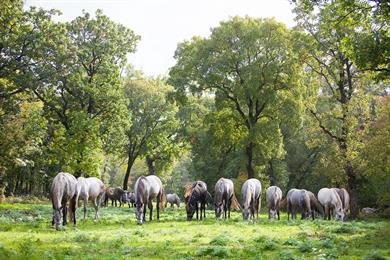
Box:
[197, 246, 231, 257]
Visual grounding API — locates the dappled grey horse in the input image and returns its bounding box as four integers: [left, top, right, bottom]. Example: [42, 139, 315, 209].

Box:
[214, 178, 238, 219]
[75, 177, 105, 220]
[333, 188, 350, 221]
[134, 175, 165, 225]
[286, 189, 312, 220]
[241, 178, 262, 221]
[50, 172, 77, 230]
[185, 181, 208, 221]
[266, 186, 282, 220]
[318, 188, 344, 221]
[166, 193, 181, 208]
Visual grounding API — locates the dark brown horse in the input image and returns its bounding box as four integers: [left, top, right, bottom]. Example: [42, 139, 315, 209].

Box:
[104, 187, 126, 207]
[307, 191, 324, 220]
[185, 181, 208, 221]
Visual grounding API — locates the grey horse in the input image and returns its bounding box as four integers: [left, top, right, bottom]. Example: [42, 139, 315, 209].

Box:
[166, 193, 181, 208]
[286, 188, 312, 220]
[266, 186, 282, 220]
[75, 177, 105, 220]
[134, 175, 165, 225]
[241, 178, 262, 221]
[50, 172, 77, 230]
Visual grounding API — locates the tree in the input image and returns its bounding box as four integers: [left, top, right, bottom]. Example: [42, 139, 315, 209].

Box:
[30, 10, 139, 176]
[292, 0, 386, 217]
[121, 71, 180, 190]
[169, 17, 304, 179]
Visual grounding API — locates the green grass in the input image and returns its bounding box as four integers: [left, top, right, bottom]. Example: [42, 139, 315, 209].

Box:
[0, 202, 389, 259]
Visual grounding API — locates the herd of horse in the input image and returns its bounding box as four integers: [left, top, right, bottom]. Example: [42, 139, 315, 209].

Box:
[50, 172, 350, 230]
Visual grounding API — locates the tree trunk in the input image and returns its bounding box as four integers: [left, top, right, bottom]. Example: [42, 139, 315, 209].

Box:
[146, 156, 155, 176]
[268, 160, 275, 186]
[123, 154, 135, 191]
[245, 142, 255, 179]
[345, 161, 359, 218]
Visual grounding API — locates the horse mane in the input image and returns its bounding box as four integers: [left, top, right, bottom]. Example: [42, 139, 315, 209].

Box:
[184, 182, 194, 202]
[332, 189, 343, 210]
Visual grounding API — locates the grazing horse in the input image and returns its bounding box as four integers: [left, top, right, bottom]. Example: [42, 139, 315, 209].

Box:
[214, 178, 240, 219]
[122, 191, 136, 208]
[75, 177, 105, 220]
[185, 181, 208, 221]
[134, 175, 165, 225]
[333, 188, 350, 221]
[306, 191, 324, 220]
[241, 178, 262, 221]
[166, 193, 181, 208]
[50, 172, 77, 230]
[266, 186, 282, 220]
[286, 189, 312, 220]
[104, 187, 126, 207]
[318, 188, 344, 221]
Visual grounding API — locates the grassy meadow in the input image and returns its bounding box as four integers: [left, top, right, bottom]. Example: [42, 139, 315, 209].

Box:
[0, 200, 389, 259]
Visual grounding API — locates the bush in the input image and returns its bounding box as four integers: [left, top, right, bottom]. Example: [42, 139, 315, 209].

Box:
[283, 237, 299, 246]
[298, 241, 313, 253]
[197, 246, 231, 257]
[210, 235, 231, 246]
[278, 250, 297, 260]
[362, 251, 387, 260]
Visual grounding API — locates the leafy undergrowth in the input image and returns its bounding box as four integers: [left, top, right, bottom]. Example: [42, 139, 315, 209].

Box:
[0, 202, 389, 259]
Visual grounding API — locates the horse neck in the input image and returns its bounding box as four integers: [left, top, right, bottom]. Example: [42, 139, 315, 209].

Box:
[188, 190, 199, 205]
[243, 186, 252, 208]
[332, 191, 342, 210]
[135, 178, 149, 203]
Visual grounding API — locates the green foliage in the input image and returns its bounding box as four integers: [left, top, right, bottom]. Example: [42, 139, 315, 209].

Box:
[169, 16, 304, 180]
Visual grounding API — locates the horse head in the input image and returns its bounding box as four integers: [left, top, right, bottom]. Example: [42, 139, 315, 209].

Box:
[242, 207, 250, 220]
[334, 207, 344, 221]
[135, 202, 144, 225]
[215, 202, 223, 218]
[186, 202, 195, 221]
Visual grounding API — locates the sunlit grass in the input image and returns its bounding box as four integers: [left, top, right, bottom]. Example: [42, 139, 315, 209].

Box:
[0, 202, 389, 259]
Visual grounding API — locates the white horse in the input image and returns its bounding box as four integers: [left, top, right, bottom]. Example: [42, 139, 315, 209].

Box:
[241, 178, 262, 221]
[75, 177, 105, 220]
[50, 172, 77, 230]
[134, 175, 165, 225]
[318, 188, 344, 221]
[266, 186, 282, 220]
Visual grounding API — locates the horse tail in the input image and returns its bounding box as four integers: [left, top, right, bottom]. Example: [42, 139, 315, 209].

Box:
[280, 197, 287, 211]
[68, 195, 77, 224]
[231, 192, 242, 211]
[159, 187, 166, 210]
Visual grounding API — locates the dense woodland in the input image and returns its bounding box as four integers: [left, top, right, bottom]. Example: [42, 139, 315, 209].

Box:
[0, 0, 389, 218]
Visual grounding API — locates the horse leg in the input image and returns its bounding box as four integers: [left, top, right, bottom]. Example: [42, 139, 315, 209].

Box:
[62, 204, 67, 226]
[148, 201, 153, 221]
[196, 203, 199, 220]
[277, 209, 280, 220]
[143, 203, 147, 222]
[83, 198, 88, 220]
[203, 202, 206, 219]
[93, 198, 99, 220]
[157, 196, 160, 221]
[228, 199, 232, 219]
